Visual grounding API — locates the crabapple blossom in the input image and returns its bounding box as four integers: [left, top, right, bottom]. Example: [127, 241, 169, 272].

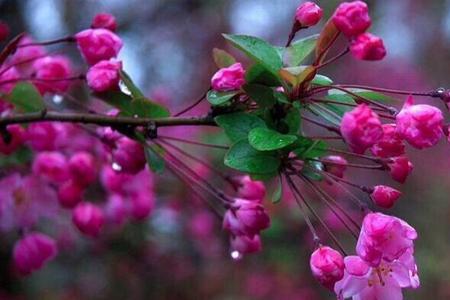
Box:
[91, 13, 117, 32]
[112, 137, 146, 174]
[230, 234, 262, 254]
[396, 96, 444, 149]
[295, 2, 323, 27]
[310, 246, 345, 290]
[0, 67, 20, 93]
[388, 156, 414, 184]
[130, 193, 154, 221]
[104, 194, 127, 225]
[13, 233, 58, 276]
[350, 33, 386, 61]
[86, 59, 122, 92]
[322, 155, 348, 178]
[211, 62, 245, 91]
[340, 104, 383, 154]
[0, 21, 9, 41]
[223, 198, 270, 237]
[0, 124, 24, 155]
[332, 1, 371, 37]
[33, 55, 73, 94]
[72, 202, 105, 237]
[236, 175, 266, 201]
[370, 185, 401, 208]
[100, 165, 133, 194]
[10, 36, 46, 74]
[26, 122, 60, 151]
[68, 151, 97, 186]
[32, 151, 70, 184]
[57, 180, 84, 208]
[75, 29, 123, 65]
[370, 124, 405, 158]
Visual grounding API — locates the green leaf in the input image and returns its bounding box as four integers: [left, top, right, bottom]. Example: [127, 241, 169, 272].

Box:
[9, 83, 45, 112]
[120, 70, 144, 98]
[243, 84, 277, 108]
[215, 112, 267, 142]
[283, 107, 301, 134]
[245, 64, 282, 86]
[224, 139, 280, 174]
[302, 161, 324, 181]
[94, 91, 134, 114]
[207, 90, 237, 106]
[292, 137, 327, 159]
[212, 48, 236, 68]
[223, 34, 282, 77]
[354, 91, 397, 103]
[323, 93, 356, 116]
[308, 103, 341, 126]
[271, 175, 283, 203]
[284, 34, 318, 67]
[145, 146, 165, 174]
[0, 146, 33, 168]
[248, 127, 297, 151]
[311, 74, 333, 86]
[130, 97, 170, 118]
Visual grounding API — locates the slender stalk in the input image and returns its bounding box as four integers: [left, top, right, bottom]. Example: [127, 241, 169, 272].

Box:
[17, 36, 76, 47]
[302, 115, 341, 135]
[316, 47, 349, 69]
[158, 135, 228, 149]
[308, 157, 384, 170]
[173, 91, 207, 117]
[330, 84, 434, 97]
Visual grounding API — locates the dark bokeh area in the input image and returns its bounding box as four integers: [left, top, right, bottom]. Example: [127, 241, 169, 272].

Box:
[0, 0, 449, 299]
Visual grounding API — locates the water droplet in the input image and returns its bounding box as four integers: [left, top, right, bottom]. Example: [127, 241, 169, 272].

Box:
[230, 250, 243, 260]
[119, 81, 131, 96]
[112, 162, 122, 171]
[52, 94, 63, 104]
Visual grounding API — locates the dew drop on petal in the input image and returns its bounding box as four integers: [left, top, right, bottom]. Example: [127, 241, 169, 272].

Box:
[230, 250, 242, 261]
[112, 162, 122, 171]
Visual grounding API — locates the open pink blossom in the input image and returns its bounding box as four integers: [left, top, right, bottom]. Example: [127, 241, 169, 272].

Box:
[33, 55, 72, 94]
[356, 212, 417, 267]
[75, 29, 123, 65]
[350, 33, 386, 61]
[211, 62, 245, 92]
[332, 1, 371, 37]
[335, 252, 419, 300]
[91, 13, 117, 32]
[13, 233, 58, 276]
[86, 59, 122, 92]
[370, 124, 405, 158]
[295, 2, 323, 27]
[310, 246, 345, 290]
[388, 156, 413, 184]
[0, 125, 25, 155]
[72, 202, 105, 237]
[322, 155, 348, 178]
[236, 175, 266, 201]
[340, 104, 383, 153]
[223, 198, 270, 237]
[370, 185, 401, 208]
[230, 234, 262, 254]
[396, 96, 444, 149]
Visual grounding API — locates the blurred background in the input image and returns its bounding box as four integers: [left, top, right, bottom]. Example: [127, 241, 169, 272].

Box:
[0, 0, 449, 299]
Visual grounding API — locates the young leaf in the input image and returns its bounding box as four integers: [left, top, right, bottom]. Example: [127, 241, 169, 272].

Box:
[144, 145, 165, 174]
[284, 34, 318, 67]
[9, 82, 45, 113]
[246, 64, 282, 86]
[279, 66, 316, 88]
[120, 70, 144, 98]
[207, 90, 237, 106]
[243, 84, 277, 108]
[223, 34, 282, 77]
[212, 48, 236, 68]
[215, 112, 267, 142]
[130, 97, 170, 118]
[224, 139, 280, 174]
[248, 127, 297, 151]
[311, 74, 333, 86]
[94, 91, 134, 115]
[315, 19, 339, 64]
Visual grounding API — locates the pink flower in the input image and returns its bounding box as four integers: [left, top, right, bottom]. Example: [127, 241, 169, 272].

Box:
[236, 175, 266, 201]
[86, 59, 122, 92]
[223, 198, 270, 237]
[335, 252, 419, 300]
[72, 202, 104, 237]
[32, 151, 70, 184]
[188, 211, 215, 240]
[105, 194, 127, 225]
[230, 234, 262, 254]
[332, 1, 371, 37]
[370, 124, 405, 158]
[68, 151, 97, 186]
[130, 193, 154, 221]
[396, 96, 444, 149]
[322, 155, 348, 178]
[10, 36, 46, 74]
[26, 122, 60, 151]
[33, 55, 72, 94]
[112, 137, 146, 174]
[211, 62, 245, 92]
[57, 180, 84, 209]
[0, 66, 20, 93]
[388, 156, 413, 183]
[295, 2, 323, 27]
[370, 185, 401, 208]
[310, 246, 345, 290]
[0, 125, 24, 155]
[0, 21, 9, 42]
[350, 33, 386, 61]
[91, 13, 117, 32]
[340, 104, 383, 153]
[100, 165, 133, 194]
[13, 233, 58, 276]
[356, 212, 417, 267]
[75, 29, 123, 65]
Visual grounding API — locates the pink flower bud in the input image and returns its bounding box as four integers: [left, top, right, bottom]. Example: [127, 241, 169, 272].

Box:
[0, 21, 10, 42]
[10, 36, 46, 74]
[322, 155, 348, 178]
[396, 96, 444, 149]
[33, 55, 72, 94]
[72, 202, 104, 237]
[332, 1, 371, 37]
[370, 124, 405, 158]
[230, 234, 262, 254]
[223, 198, 270, 237]
[86, 59, 122, 92]
[91, 13, 117, 32]
[75, 29, 123, 65]
[112, 137, 146, 174]
[32, 151, 70, 184]
[340, 104, 383, 154]
[310, 246, 345, 290]
[370, 185, 401, 208]
[236, 175, 266, 201]
[0, 67, 20, 93]
[350, 33, 386, 61]
[105, 194, 127, 225]
[13, 233, 58, 276]
[130, 193, 154, 221]
[68, 151, 97, 186]
[211, 62, 245, 92]
[58, 180, 84, 208]
[0, 125, 24, 155]
[26, 122, 60, 151]
[100, 165, 132, 194]
[295, 2, 323, 27]
[388, 156, 413, 184]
